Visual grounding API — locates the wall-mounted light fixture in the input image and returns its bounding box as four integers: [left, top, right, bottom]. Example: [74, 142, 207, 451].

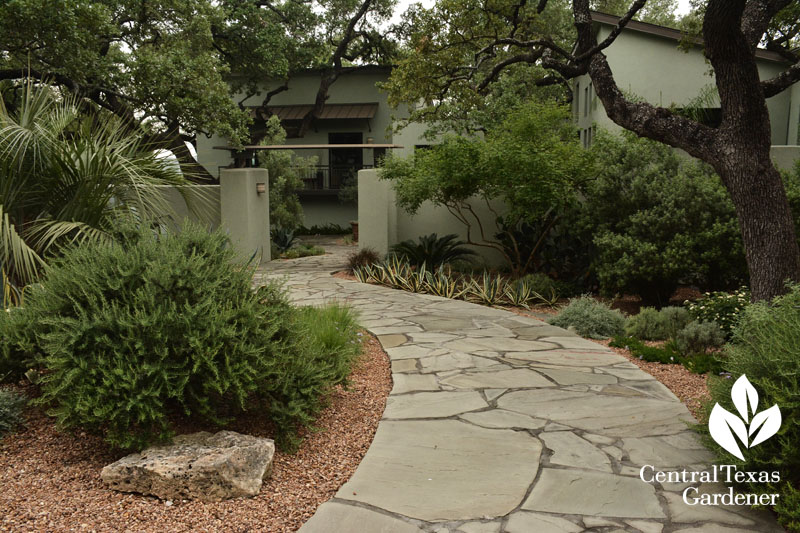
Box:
[256, 183, 266, 195]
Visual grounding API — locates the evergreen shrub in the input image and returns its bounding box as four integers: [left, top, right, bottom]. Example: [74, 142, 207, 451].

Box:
[548, 296, 626, 339]
[11, 225, 360, 450]
[625, 306, 691, 341]
[675, 320, 725, 356]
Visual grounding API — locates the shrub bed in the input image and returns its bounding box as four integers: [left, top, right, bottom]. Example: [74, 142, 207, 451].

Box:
[4, 225, 361, 451]
[704, 284, 800, 531]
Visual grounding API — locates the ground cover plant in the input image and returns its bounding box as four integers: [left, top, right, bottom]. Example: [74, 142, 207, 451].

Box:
[282, 244, 325, 259]
[703, 284, 800, 531]
[2, 224, 361, 451]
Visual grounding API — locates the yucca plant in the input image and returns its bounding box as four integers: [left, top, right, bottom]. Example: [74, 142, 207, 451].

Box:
[390, 233, 476, 267]
[0, 83, 206, 286]
[466, 271, 508, 306]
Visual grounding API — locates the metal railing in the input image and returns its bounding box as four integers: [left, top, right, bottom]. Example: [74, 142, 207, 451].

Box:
[296, 165, 371, 190]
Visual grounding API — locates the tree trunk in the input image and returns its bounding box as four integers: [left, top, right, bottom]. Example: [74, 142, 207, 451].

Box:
[718, 150, 800, 301]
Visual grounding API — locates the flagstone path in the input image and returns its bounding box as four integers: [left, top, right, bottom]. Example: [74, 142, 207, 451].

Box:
[256, 245, 781, 533]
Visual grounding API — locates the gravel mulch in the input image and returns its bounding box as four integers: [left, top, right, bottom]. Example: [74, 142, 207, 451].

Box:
[0, 334, 391, 533]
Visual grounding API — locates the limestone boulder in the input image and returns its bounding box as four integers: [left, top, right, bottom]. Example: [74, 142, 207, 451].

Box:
[101, 431, 274, 501]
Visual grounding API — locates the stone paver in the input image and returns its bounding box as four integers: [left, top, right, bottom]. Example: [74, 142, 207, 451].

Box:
[256, 246, 782, 533]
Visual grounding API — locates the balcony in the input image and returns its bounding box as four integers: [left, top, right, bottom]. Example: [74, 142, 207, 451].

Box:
[297, 165, 372, 192]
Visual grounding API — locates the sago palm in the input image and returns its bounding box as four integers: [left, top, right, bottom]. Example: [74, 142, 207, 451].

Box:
[0, 84, 207, 286]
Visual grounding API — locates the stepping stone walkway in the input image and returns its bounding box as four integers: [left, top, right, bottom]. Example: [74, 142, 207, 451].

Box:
[256, 245, 781, 533]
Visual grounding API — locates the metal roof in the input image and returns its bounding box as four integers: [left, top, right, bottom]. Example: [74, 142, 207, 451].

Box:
[249, 103, 379, 121]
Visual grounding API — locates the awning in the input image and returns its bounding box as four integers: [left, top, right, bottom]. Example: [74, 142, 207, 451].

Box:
[249, 103, 379, 121]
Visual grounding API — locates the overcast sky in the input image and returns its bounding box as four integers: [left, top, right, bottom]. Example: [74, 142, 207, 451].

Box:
[390, 0, 693, 25]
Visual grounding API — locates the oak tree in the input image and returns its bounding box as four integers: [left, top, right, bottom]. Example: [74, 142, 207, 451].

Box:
[386, 0, 800, 301]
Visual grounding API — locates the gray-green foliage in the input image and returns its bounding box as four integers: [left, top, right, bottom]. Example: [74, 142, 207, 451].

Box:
[548, 296, 626, 339]
[0, 85, 202, 286]
[675, 320, 725, 356]
[583, 131, 746, 306]
[706, 284, 800, 531]
[6, 224, 361, 451]
[0, 388, 26, 437]
[625, 306, 691, 341]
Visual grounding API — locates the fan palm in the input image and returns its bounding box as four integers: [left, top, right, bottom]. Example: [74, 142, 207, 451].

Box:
[0, 84, 207, 286]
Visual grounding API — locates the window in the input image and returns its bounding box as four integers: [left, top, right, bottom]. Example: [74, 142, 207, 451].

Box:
[575, 82, 580, 118]
[584, 85, 589, 117]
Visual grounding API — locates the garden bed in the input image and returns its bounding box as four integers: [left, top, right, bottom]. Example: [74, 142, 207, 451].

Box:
[0, 333, 391, 533]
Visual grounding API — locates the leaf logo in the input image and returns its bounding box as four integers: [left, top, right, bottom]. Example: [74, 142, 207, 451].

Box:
[708, 375, 782, 460]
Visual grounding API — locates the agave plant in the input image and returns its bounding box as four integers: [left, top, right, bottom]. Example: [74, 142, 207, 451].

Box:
[271, 226, 297, 253]
[424, 266, 466, 299]
[390, 233, 476, 267]
[466, 271, 508, 306]
[505, 278, 535, 308]
[1, 84, 203, 285]
[381, 255, 415, 289]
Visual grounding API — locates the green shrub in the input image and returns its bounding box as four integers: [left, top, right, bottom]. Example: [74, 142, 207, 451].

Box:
[391, 233, 476, 267]
[549, 296, 626, 339]
[1, 307, 37, 382]
[705, 284, 800, 531]
[675, 320, 725, 356]
[347, 247, 381, 272]
[0, 388, 26, 437]
[296, 223, 350, 235]
[625, 307, 666, 340]
[584, 131, 747, 306]
[610, 335, 721, 374]
[686, 288, 749, 338]
[9, 225, 358, 451]
[625, 306, 691, 341]
[659, 306, 693, 339]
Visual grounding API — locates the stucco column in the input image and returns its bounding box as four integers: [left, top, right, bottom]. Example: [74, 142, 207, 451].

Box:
[357, 169, 396, 255]
[220, 168, 271, 263]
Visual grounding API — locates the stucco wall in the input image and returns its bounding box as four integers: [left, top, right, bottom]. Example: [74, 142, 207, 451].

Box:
[358, 169, 505, 266]
[575, 25, 799, 146]
[301, 196, 358, 229]
[156, 185, 221, 230]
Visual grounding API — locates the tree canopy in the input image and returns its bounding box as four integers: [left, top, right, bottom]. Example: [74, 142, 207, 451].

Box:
[0, 0, 398, 176]
[385, 0, 800, 301]
[381, 101, 594, 274]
